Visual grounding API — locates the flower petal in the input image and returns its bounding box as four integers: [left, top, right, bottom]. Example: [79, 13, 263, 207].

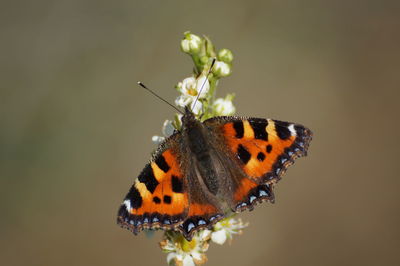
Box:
[195, 76, 210, 98]
[175, 95, 193, 108]
[199, 229, 212, 241]
[190, 100, 203, 116]
[211, 230, 227, 245]
[162, 120, 175, 137]
[182, 254, 195, 266]
[180, 77, 196, 95]
[152, 135, 165, 144]
[191, 251, 207, 265]
[167, 252, 178, 265]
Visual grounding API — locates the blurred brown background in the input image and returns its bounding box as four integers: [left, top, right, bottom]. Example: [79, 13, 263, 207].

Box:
[1, 1, 399, 265]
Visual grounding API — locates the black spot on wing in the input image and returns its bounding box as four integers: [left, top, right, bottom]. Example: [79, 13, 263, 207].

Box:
[138, 164, 159, 194]
[171, 175, 183, 193]
[249, 120, 268, 140]
[163, 195, 172, 204]
[153, 196, 161, 204]
[233, 121, 244, 138]
[126, 186, 143, 209]
[237, 144, 251, 164]
[155, 154, 170, 173]
[257, 152, 266, 161]
[275, 121, 291, 140]
[266, 144, 273, 153]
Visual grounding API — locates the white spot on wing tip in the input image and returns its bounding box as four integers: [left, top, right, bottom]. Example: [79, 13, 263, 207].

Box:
[288, 124, 296, 136]
[123, 200, 132, 212]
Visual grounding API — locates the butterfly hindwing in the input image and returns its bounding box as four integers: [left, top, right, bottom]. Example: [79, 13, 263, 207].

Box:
[177, 163, 225, 240]
[117, 133, 190, 234]
[204, 116, 312, 212]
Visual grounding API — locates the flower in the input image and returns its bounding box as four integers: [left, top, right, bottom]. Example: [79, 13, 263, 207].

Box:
[176, 76, 210, 100]
[210, 217, 248, 245]
[213, 95, 236, 116]
[181, 32, 202, 54]
[175, 76, 209, 116]
[160, 231, 210, 266]
[212, 61, 231, 77]
[160, 217, 247, 265]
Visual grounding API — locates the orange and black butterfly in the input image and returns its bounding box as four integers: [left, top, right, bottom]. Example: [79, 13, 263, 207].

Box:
[117, 105, 312, 240]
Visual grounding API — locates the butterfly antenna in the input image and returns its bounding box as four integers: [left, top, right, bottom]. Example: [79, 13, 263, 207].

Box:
[137, 81, 184, 114]
[192, 58, 216, 111]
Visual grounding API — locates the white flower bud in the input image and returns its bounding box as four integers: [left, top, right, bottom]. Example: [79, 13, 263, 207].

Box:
[217, 48, 233, 63]
[213, 97, 236, 115]
[213, 61, 231, 77]
[181, 32, 202, 54]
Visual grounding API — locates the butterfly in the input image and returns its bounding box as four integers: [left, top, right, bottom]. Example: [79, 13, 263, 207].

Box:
[117, 106, 312, 240]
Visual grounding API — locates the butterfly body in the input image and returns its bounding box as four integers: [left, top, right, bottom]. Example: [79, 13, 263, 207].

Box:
[118, 107, 312, 240]
[181, 109, 238, 209]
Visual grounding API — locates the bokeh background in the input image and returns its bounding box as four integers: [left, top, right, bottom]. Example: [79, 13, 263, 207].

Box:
[1, 1, 399, 265]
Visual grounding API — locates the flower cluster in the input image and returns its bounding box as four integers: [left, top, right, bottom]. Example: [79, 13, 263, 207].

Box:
[152, 32, 235, 143]
[151, 32, 247, 265]
[160, 217, 248, 266]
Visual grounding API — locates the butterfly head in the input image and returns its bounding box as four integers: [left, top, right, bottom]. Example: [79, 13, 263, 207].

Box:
[181, 106, 196, 123]
[181, 106, 204, 136]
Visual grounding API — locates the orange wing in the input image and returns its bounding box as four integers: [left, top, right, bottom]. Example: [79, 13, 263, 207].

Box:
[117, 133, 224, 240]
[117, 134, 189, 234]
[205, 117, 312, 212]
